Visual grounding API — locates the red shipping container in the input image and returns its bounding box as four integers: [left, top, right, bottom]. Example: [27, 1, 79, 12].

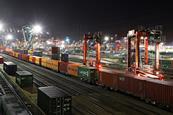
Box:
[32, 56, 36, 64]
[52, 47, 60, 54]
[22, 54, 29, 61]
[0, 56, 3, 64]
[145, 79, 173, 107]
[130, 76, 146, 98]
[59, 61, 69, 74]
[117, 72, 132, 94]
[99, 69, 119, 90]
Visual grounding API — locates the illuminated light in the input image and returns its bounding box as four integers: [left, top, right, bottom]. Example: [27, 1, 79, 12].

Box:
[98, 64, 102, 68]
[62, 41, 65, 44]
[156, 71, 159, 75]
[0, 23, 3, 31]
[160, 42, 164, 46]
[145, 37, 148, 40]
[140, 36, 144, 40]
[65, 37, 70, 43]
[128, 30, 135, 36]
[159, 74, 164, 80]
[5, 34, 13, 40]
[155, 42, 160, 70]
[46, 41, 52, 45]
[137, 73, 140, 77]
[104, 36, 109, 41]
[46, 32, 50, 35]
[61, 44, 65, 49]
[32, 25, 42, 34]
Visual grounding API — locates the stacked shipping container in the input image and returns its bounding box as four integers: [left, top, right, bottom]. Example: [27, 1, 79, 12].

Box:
[37, 86, 72, 115]
[52, 47, 60, 60]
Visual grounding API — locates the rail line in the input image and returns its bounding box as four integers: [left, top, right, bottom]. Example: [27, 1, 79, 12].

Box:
[2, 54, 172, 115]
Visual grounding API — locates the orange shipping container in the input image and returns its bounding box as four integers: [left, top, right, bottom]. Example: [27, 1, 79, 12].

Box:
[14, 52, 19, 58]
[35, 57, 42, 65]
[67, 63, 80, 77]
[29, 56, 33, 63]
[41, 57, 48, 67]
[22, 54, 29, 61]
[51, 60, 59, 71]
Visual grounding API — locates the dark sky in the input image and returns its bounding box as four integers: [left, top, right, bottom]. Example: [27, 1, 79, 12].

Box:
[0, 0, 173, 41]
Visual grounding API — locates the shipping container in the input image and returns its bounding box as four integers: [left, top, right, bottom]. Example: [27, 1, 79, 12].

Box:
[130, 76, 146, 98]
[78, 66, 97, 84]
[59, 61, 69, 74]
[3, 62, 17, 75]
[14, 52, 19, 58]
[29, 56, 33, 63]
[160, 59, 172, 68]
[19, 50, 28, 54]
[52, 54, 60, 60]
[41, 57, 49, 67]
[61, 54, 69, 62]
[67, 63, 80, 77]
[99, 69, 119, 90]
[33, 51, 42, 57]
[37, 86, 72, 115]
[52, 47, 60, 54]
[18, 53, 22, 60]
[145, 79, 173, 107]
[0, 56, 3, 64]
[22, 54, 29, 62]
[117, 72, 133, 94]
[35, 57, 42, 65]
[0, 95, 30, 115]
[16, 71, 33, 87]
[32, 56, 36, 64]
[51, 60, 59, 71]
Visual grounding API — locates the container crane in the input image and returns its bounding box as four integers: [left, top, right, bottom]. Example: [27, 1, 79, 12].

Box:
[127, 28, 164, 80]
[83, 32, 102, 69]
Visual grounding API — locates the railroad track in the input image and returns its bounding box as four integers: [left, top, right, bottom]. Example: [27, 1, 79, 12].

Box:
[3, 56, 90, 96]
[2, 54, 172, 115]
[0, 69, 32, 115]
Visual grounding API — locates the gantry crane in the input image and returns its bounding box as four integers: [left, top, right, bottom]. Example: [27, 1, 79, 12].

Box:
[127, 27, 164, 80]
[83, 33, 102, 69]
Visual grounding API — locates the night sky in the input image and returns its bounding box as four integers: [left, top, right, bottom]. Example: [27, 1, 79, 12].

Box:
[0, 0, 173, 42]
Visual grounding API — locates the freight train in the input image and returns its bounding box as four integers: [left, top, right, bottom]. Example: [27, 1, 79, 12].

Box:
[3, 50, 173, 112]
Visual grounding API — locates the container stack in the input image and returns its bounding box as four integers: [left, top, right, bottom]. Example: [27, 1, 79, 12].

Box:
[3, 62, 17, 75]
[37, 86, 72, 115]
[61, 53, 69, 62]
[51, 47, 60, 60]
[16, 71, 33, 87]
[33, 51, 42, 57]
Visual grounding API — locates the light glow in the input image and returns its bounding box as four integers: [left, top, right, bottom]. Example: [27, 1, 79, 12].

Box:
[32, 25, 42, 34]
[0, 23, 3, 31]
[6, 34, 13, 40]
[104, 36, 109, 41]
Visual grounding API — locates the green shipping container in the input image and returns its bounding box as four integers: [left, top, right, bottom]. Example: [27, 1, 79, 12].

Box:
[160, 60, 172, 68]
[78, 66, 97, 84]
[16, 71, 33, 87]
